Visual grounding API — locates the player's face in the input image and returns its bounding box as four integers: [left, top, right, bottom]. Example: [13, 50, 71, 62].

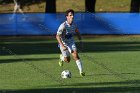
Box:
[66, 12, 74, 24]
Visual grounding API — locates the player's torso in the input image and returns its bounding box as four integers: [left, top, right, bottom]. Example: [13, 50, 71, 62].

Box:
[61, 21, 77, 44]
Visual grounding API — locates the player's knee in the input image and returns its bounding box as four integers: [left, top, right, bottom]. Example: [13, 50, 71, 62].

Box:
[65, 59, 70, 63]
[73, 56, 79, 61]
[64, 57, 70, 63]
[73, 53, 79, 60]
[67, 59, 70, 63]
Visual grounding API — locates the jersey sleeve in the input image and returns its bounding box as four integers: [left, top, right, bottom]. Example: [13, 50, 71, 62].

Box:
[57, 23, 65, 35]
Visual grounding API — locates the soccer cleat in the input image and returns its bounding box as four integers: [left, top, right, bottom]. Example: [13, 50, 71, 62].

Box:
[59, 54, 63, 67]
[80, 72, 85, 77]
[59, 59, 63, 66]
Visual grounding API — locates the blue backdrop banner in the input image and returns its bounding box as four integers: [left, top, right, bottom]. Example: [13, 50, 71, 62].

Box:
[0, 13, 140, 35]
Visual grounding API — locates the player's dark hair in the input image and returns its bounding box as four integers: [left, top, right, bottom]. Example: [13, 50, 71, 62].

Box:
[65, 9, 74, 16]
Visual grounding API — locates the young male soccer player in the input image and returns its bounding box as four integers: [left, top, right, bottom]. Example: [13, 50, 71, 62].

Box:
[56, 9, 85, 76]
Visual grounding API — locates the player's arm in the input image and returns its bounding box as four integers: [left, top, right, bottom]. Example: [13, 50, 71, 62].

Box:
[56, 34, 67, 50]
[75, 28, 82, 41]
[75, 28, 83, 49]
[56, 24, 67, 50]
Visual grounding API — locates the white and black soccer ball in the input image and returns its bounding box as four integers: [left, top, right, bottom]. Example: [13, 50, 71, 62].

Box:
[61, 70, 71, 79]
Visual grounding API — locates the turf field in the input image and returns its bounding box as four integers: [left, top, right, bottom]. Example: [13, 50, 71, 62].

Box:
[0, 35, 140, 93]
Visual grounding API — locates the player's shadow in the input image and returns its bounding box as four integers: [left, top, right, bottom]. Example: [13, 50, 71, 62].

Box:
[0, 80, 139, 93]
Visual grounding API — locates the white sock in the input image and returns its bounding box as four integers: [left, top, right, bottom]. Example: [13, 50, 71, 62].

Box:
[76, 59, 83, 73]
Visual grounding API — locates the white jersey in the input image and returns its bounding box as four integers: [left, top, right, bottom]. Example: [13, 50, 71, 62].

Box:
[57, 21, 77, 45]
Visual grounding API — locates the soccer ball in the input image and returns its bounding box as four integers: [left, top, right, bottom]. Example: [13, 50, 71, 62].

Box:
[61, 70, 71, 79]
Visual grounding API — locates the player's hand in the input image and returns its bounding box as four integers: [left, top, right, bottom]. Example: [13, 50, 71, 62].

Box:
[62, 46, 67, 51]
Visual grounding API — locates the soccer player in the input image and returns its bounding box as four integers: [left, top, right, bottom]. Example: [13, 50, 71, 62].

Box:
[56, 9, 85, 77]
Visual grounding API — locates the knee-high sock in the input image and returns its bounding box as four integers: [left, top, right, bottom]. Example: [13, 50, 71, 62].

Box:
[76, 59, 83, 73]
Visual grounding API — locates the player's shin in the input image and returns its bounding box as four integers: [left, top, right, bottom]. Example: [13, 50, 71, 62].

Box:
[76, 59, 83, 73]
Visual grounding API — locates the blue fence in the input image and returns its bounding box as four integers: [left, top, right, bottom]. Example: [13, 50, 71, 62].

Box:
[0, 13, 140, 35]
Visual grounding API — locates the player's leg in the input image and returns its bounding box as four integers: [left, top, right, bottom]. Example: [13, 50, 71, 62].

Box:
[71, 51, 85, 76]
[59, 45, 70, 66]
[70, 43, 85, 76]
[60, 53, 70, 63]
